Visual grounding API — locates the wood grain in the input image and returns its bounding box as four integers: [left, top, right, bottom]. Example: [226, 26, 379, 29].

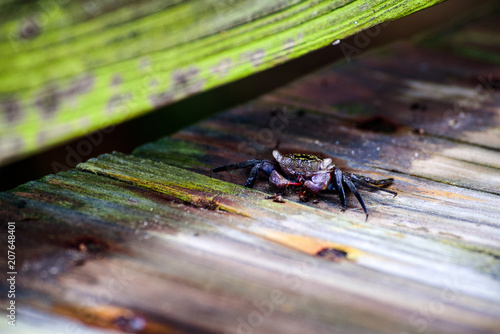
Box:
[1, 7, 500, 334]
[0, 0, 448, 165]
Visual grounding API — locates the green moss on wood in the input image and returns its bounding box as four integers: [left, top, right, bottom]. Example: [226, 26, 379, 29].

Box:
[0, 0, 446, 165]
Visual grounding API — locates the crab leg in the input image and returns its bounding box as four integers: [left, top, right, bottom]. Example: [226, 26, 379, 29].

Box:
[211, 159, 276, 188]
[333, 168, 347, 210]
[350, 174, 397, 197]
[245, 163, 276, 187]
[343, 174, 369, 220]
[354, 174, 394, 186]
[211, 159, 263, 174]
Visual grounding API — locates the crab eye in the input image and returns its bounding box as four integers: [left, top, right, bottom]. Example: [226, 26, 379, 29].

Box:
[321, 158, 332, 169]
[272, 150, 282, 161]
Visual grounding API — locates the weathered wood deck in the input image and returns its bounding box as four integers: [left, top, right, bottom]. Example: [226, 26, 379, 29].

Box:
[1, 6, 500, 334]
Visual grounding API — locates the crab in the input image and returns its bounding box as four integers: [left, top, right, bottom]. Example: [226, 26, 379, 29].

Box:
[211, 150, 397, 219]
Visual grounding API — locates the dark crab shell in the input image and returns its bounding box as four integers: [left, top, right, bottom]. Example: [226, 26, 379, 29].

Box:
[272, 150, 335, 179]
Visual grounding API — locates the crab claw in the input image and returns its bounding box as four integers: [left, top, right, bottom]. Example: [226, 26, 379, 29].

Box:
[303, 172, 331, 194]
[269, 170, 303, 188]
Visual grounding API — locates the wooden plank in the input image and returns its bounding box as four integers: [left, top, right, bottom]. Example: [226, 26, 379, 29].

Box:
[0, 0, 450, 165]
[2, 6, 500, 334]
[2, 158, 499, 333]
